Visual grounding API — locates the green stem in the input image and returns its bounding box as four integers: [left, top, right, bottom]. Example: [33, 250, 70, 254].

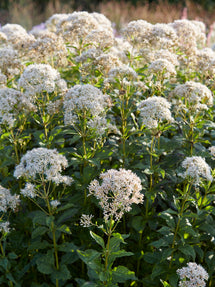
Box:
[0, 241, 5, 257]
[190, 122, 194, 156]
[150, 136, 155, 191]
[10, 129, 19, 164]
[169, 182, 193, 268]
[44, 187, 59, 287]
[145, 135, 155, 218]
[136, 231, 143, 276]
[104, 223, 113, 285]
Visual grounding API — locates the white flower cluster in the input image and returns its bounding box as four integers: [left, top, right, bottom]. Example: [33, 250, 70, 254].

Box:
[0, 70, 7, 87]
[107, 64, 138, 83]
[138, 96, 174, 129]
[0, 221, 10, 233]
[56, 11, 102, 45]
[154, 49, 179, 66]
[0, 23, 35, 51]
[170, 19, 206, 54]
[0, 185, 20, 213]
[18, 64, 67, 99]
[122, 20, 153, 48]
[0, 46, 22, 77]
[181, 156, 213, 185]
[88, 168, 143, 222]
[209, 146, 215, 159]
[84, 29, 114, 49]
[148, 58, 176, 79]
[14, 148, 73, 185]
[63, 84, 110, 126]
[80, 214, 94, 227]
[28, 31, 68, 66]
[21, 183, 37, 198]
[170, 81, 213, 113]
[0, 87, 35, 128]
[149, 23, 178, 50]
[177, 262, 209, 287]
[50, 200, 61, 208]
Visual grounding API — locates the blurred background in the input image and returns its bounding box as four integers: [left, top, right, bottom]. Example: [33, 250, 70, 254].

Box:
[0, 0, 215, 31]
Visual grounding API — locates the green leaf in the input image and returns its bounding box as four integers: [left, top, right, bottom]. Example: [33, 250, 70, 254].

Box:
[160, 280, 172, 287]
[109, 233, 127, 252]
[8, 252, 18, 259]
[179, 245, 196, 260]
[144, 252, 162, 264]
[77, 249, 101, 271]
[57, 224, 72, 234]
[90, 231, 105, 248]
[36, 250, 55, 275]
[108, 250, 133, 266]
[32, 226, 48, 239]
[51, 264, 71, 281]
[131, 216, 146, 232]
[0, 258, 8, 270]
[151, 264, 167, 280]
[112, 266, 136, 283]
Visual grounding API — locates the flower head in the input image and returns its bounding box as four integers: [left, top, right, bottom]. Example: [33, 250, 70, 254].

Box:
[181, 156, 212, 185]
[177, 262, 209, 287]
[88, 169, 143, 222]
[170, 81, 213, 113]
[0, 185, 20, 213]
[14, 148, 73, 185]
[138, 96, 174, 129]
[63, 84, 110, 126]
[18, 64, 67, 99]
[80, 214, 94, 227]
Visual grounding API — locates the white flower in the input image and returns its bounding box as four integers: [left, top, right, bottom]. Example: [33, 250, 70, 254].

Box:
[56, 11, 100, 45]
[18, 64, 67, 99]
[181, 156, 212, 185]
[209, 146, 215, 159]
[138, 96, 174, 129]
[14, 148, 73, 185]
[170, 81, 213, 113]
[50, 200, 61, 208]
[148, 58, 176, 79]
[0, 23, 35, 51]
[107, 65, 138, 82]
[177, 262, 209, 287]
[0, 221, 10, 233]
[88, 169, 143, 222]
[21, 183, 37, 198]
[0, 46, 22, 77]
[122, 20, 153, 48]
[171, 19, 206, 53]
[80, 214, 94, 227]
[0, 87, 35, 128]
[0, 185, 20, 212]
[63, 84, 110, 126]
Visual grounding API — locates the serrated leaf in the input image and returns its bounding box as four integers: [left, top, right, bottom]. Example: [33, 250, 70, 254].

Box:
[112, 266, 136, 283]
[32, 226, 48, 239]
[151, 264, 167, 280]
[51, 264, 71, 281]
[109, 233, 126, 252]
[109, 250, 133, 266]
[90, 231, 105, 248]
[36, 250, 55, 275]
[179, 245, 196, 260]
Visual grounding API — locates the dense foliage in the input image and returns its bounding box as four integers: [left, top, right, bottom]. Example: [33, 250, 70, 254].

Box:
[0, 11, 215, 287]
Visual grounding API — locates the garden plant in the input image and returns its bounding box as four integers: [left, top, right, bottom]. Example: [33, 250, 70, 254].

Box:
[0, 11, 215, 287]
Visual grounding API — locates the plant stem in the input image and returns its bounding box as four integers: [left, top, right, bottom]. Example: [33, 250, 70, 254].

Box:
[169, 182, 193, 268]
[10, 129, 19, 164]
[44, 187, 59, 287]
[104, 223, 113, 285]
